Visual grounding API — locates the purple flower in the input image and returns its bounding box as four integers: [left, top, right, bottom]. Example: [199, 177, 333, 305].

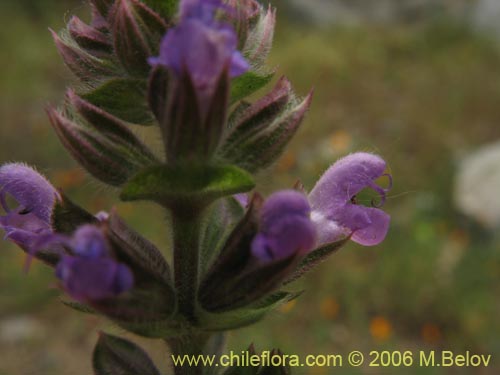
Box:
[149, 0, 249, 93]
[0, 163, 60, 251]
[309, 152, 391, 246]
[56, 225, 133, 301]
[251, 190, 317, 261]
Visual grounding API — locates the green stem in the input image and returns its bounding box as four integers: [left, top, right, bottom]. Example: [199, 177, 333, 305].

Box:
[168, 334, 211, 375]
[172, 205, 203, 321]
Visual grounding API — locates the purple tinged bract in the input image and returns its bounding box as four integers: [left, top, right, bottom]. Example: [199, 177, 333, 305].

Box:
[148, 0, 249, 94]
[0, 163, 60, 251]
[251, 190, 317, 261]
[309, 152, 391, 246]
[56, 225, 133, 301]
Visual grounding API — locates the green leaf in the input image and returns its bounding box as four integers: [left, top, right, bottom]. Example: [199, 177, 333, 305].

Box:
[93, 333, 161, 375]
[81, 78, 153, 125]
[120, 164, 255, 208]
[231, 71, 274, 104]
[284, 238, 350, 284]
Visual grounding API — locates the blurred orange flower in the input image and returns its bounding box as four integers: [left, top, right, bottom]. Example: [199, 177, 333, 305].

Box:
[370, 316, 392, 341]
[329, 130, 352, 153]
[422, 323, 442, 344]
[320, 297, 339, 320]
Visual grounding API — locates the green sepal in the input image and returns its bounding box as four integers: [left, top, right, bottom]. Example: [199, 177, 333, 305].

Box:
[198, 291, 299, 331]
[201, 254, 299, 312]
[142, 0, 178, 20]
[81, 78, 153, 125]
[231, 71, 274, 104]
[284, 237, 350, 284]
[200, 197, 246, 274]
[120, 164, 255, 209]
[89, 285, 179, 338]
[105, 210, 172, 285]
[51, 192, 98, 234]
[60, 299, 97, 314]
[93, 333, 161, 375]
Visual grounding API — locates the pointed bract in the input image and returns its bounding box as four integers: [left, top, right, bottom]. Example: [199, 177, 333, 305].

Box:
[91, 0, 115, 17]
[66, 90, 158, 164]
[219, 91, 313, 172]
[223, 76, 292, 148]
[109, 0, 168, 75]
[51, 29, 117, 82]
[47, 108, 153, 186]
[68, 16, 111, 55]
[243, 5, 276, 69]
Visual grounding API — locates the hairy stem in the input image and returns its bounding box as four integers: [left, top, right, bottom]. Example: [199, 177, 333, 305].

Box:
[172, 205, 203, 321]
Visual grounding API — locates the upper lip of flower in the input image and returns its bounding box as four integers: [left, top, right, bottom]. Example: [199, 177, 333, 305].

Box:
[0, 163, 61, 252]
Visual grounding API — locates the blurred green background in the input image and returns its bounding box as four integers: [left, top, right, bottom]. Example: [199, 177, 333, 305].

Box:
[1, 0, 499, 374]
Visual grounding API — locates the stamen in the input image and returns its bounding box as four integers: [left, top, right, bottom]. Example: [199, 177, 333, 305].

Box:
[368, 182, 386, 208]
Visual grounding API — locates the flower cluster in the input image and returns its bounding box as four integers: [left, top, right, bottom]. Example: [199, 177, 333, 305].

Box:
[1, 0, 393, 373]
